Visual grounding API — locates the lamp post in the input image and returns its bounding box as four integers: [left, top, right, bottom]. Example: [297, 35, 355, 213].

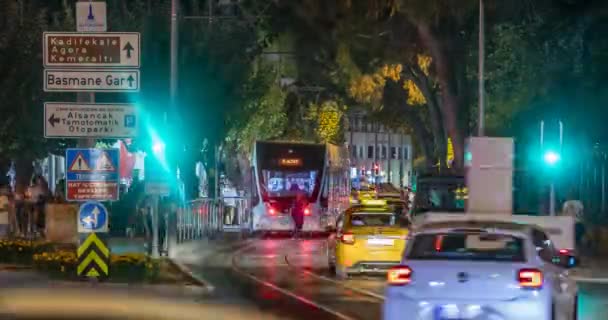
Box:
[478, 0, 485, 137]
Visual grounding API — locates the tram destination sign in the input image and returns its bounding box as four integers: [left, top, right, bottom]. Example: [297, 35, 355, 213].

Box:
[43, 32, 140, 68]
[44, 69, 140, 92]
[44, 102, 138, 138]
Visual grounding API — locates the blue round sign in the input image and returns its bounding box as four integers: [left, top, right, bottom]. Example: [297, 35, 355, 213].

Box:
[78, 201, 108, 231]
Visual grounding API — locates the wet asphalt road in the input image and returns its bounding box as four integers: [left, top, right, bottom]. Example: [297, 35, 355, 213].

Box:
[2, 237, 608, 319]
[181, 237, 608, 320]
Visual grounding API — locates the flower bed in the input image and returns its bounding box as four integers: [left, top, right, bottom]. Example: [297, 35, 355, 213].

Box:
[33, 251, 160, 282]
[0, 239, 54, 265]
[0, 239, 169, 283]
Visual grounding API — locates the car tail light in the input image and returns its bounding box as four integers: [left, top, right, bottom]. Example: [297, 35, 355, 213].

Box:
[518, 269, 543, 289]
[387, 266, 412, 285]
[268, 207, 276, 215]
[304, 208, 311, 216]
[340, 232, 355, 245]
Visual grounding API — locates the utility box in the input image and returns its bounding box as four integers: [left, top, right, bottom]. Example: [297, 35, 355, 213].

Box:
[465, 137, 514, 214]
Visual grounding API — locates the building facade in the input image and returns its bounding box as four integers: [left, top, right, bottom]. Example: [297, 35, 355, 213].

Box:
[345, 113, 413, 188]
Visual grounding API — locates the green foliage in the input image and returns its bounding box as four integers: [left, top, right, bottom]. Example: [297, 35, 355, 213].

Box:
[306, 100, 347, 144]
[225, 66, 287, 153]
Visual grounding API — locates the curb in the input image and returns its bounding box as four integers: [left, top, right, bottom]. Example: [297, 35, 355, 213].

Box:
[166, 257, 216, 293]
[167, 238, 254, 294]
[570, 276, 608, 284]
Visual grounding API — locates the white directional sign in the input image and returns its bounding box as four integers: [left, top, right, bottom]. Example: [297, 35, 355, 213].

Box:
[76, 2, 107, 32]
[43, 32, 140, 68]
[44, 69, 140, 92]
[44, 102, 138, 138]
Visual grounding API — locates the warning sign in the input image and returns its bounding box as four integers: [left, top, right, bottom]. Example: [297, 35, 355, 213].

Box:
[69, 153, 91, 172]
[95, 152, 115, 171]
[66, 148, 120, 201]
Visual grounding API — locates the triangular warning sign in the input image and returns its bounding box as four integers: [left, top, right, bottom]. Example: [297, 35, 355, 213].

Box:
[95, 152, 115, 171]
[68, 153, 91, 172]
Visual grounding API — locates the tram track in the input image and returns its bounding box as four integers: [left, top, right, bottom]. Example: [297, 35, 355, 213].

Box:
[229, 239, 384, 320]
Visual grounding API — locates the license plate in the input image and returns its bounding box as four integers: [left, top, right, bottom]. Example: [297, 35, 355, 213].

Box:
[367, 238, 394, 246]
[434, 306, 463, 320]
[280, 218, 290, 225]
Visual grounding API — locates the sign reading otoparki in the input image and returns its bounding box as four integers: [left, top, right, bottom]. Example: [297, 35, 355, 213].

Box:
[44, 69, 140, 92]
[44, 102, 138, 138]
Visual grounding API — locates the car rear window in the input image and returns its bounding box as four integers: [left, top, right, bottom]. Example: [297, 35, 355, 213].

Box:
[407, 232, 525, 262]
[350, 213, 409, 227]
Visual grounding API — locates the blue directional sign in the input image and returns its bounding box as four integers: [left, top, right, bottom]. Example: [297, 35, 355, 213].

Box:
[66, 148, 120, 201]
[78, 201, 109, 233]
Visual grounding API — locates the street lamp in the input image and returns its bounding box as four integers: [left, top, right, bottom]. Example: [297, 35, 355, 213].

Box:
[478, 0, 485, 136]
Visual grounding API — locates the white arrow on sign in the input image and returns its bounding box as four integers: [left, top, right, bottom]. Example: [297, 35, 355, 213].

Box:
[44, 102, 138, 138]
[81, 207, 100, 228]
[44, 69, 140, 92]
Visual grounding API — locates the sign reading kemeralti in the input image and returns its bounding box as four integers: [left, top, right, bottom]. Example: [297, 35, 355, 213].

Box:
[44, 102, 138, 138]
[43, 32, 140, 68]
[44, 69, 140, 92]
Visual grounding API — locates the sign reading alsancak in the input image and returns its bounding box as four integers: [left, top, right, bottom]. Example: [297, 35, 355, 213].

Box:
[44, 102, 138, 138]
[44, 69, 140, 92]
[43, 32, 140, 68]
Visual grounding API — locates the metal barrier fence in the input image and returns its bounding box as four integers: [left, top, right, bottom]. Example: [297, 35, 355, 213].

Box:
[176, 197, 250, 244]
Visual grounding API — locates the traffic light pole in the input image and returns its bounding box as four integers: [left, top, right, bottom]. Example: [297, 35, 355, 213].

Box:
[549, 183, 555, 217]
[151, 196, 159, 259]
[540, 120, 563, 216]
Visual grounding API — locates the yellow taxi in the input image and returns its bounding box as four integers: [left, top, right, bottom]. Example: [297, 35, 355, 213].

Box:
[327, 199, 411, 279]
[350, 187, 376, 205]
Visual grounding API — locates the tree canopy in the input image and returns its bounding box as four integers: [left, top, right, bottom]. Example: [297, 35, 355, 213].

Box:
[3, 0, 608, 193]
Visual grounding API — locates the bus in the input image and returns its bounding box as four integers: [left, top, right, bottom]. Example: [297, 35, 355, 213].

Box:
[250, 141, 350, 235]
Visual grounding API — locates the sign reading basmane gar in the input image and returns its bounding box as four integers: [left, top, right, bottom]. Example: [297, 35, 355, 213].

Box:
[43, 32, 140, 68]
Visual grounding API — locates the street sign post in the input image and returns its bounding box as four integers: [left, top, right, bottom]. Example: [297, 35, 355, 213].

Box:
[45, 102, 138, 138]
[66, 148, 120, 201]
[43, 32, 140, 68]
[44, 69, 140, 92]
[145, 182, 170, 196]
[78, 201, 109, 233]
[76, 2, 107, 32]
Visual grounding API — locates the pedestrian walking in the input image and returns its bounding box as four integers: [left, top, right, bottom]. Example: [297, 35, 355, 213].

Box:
[291, 190, 308, 238]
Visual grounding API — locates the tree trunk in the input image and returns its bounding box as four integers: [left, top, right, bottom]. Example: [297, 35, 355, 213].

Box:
[383, 80, 434, 168]
[404, 66, 447, 168]
[416, 22, 465, 170]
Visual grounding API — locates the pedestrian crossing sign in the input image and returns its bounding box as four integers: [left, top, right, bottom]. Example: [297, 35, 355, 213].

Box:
[66, 148, 120, 201]
[68, 153, 91, 172]
[95, 151, 116, 171]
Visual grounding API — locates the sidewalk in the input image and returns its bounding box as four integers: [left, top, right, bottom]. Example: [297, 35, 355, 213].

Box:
[168, 234, 249, 292]
[570, 255, 608, 282]
[107, 237, 146, 255]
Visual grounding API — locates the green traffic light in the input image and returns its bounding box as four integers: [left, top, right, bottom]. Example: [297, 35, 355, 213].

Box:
[152, 141, 165, 155]
[543, 150, 560, 166]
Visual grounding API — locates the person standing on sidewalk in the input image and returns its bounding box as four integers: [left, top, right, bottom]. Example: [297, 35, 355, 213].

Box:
[562, 190, 585, 247]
